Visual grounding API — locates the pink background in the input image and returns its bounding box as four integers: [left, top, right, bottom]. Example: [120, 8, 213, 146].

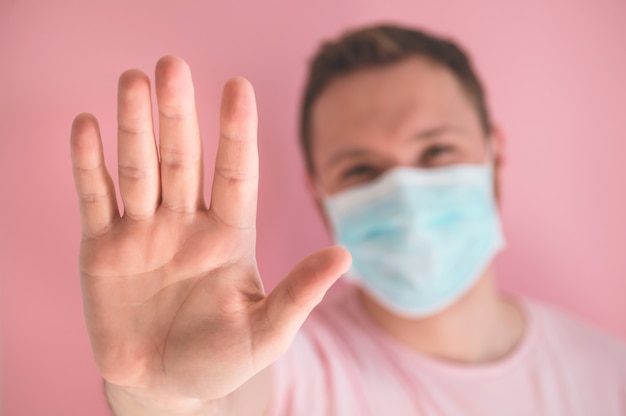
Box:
[1, 0, 625, 414]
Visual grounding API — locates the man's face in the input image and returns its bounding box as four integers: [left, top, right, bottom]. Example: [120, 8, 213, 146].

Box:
[309, 56, 494, 195]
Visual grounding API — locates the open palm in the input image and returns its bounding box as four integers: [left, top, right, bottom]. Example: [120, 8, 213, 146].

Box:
[70, 56, 350, 403]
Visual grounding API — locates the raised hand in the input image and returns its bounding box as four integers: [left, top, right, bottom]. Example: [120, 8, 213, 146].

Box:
[70, 56, 350, 408]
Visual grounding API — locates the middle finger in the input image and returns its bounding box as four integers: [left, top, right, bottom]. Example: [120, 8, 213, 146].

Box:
[155, 56, 204, 213]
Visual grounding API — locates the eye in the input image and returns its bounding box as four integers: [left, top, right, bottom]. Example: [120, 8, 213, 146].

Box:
[341, 164, 379, 180]
[421, 144, 454, 165]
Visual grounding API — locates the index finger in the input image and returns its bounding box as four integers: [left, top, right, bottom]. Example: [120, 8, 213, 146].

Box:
[209, 77, 258, 229]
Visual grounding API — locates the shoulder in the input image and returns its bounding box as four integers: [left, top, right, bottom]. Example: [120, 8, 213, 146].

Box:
[523, 297, 626, 369]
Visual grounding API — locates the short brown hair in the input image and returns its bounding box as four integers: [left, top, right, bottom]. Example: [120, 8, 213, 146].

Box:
[300, 24, 492, 173]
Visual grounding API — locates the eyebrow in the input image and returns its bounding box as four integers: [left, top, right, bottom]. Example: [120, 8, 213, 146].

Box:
[415, 123, 465, 139]
[324, 124, 460, 169]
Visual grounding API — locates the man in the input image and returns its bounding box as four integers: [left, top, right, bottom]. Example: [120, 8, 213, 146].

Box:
[70, 24, 626, 415]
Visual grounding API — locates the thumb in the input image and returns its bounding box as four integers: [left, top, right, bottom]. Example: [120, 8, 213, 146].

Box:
[261, 246, 351, 348]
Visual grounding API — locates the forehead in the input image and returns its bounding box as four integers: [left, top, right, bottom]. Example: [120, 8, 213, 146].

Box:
[309, 57, 480, 162]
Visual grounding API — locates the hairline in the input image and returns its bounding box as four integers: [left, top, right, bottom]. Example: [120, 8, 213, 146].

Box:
[303, 53, 492, 176]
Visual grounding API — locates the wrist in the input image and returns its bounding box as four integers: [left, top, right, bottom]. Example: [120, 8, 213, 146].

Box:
[105, 382, 223, 416]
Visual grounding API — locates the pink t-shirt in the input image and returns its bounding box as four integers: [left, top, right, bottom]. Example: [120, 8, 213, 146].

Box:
[269, 284, 626, 415]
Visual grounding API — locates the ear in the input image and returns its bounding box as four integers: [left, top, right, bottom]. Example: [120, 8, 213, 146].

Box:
[489, 124, 506, 204]
[305, 171, 332, 230]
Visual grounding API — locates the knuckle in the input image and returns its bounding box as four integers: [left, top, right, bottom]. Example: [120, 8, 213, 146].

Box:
[215, 166, 257, 184]
[73, 163, 101, 175]
[159, 103, 193, 119]
[219, 130, 251, 143]
[161, 200, 197, 214]
[119, 164, 150, 181]
[79, 191, 109, 205]
[117, 120, 149, 136]
[160, 149, 200, 172]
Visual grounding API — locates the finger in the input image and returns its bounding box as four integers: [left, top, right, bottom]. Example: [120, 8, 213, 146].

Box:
[155, 56, 204, 213]
[209, 77, 258, 228]
[70, 113, 120, 236]
[117, 70, 160, 220]
[262, 246, 352, 346]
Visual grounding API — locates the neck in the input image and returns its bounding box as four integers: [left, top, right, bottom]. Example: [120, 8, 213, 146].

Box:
[358, 268, 525, 364]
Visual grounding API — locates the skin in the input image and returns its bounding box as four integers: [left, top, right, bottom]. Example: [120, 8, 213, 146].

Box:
[308, 56, 524, 364]
[71, 57, 350, 415]
[71, 55, 524, 415]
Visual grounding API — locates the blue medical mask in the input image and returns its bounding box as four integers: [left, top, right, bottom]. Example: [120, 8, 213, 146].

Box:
[323, 162, 505, 318]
